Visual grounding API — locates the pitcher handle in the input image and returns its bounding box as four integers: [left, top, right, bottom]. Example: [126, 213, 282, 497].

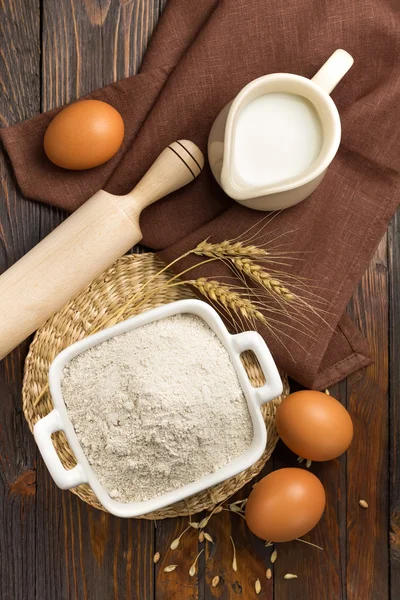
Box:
[311, 49, 354, 95]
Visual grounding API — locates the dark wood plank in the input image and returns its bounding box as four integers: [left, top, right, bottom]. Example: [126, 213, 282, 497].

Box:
[203, 477, 274, 600]
[155, 515, 200, 600]
[273, 383, 347, 600]
[346, 237, 389, 600]
[388, 210, 400, 596]
[42, 0, 159, 109]
[0, 1, 41, 599]
[35, 484, 154, 600]
[34, 1, 161, 599]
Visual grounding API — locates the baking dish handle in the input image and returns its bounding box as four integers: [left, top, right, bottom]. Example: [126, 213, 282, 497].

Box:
[34, 409, 88, 490]
[232, 331, 283, 405]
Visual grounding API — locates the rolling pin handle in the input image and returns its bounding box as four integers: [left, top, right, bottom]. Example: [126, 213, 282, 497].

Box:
[130, 140, 205, 209]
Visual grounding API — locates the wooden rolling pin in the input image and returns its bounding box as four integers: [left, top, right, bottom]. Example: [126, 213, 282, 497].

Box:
[0, 140, 204, 360]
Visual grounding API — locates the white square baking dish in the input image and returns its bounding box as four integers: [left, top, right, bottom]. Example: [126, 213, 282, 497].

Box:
[34, 299, 282, 518]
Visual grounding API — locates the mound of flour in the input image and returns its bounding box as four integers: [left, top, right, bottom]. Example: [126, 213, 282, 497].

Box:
[61, 314, 253, 503]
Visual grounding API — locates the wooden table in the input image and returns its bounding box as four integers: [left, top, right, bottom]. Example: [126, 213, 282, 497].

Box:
[0, 2, 398, 598]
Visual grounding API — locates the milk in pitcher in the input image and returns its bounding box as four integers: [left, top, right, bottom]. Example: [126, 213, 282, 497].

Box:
[233, 92, 323, 187]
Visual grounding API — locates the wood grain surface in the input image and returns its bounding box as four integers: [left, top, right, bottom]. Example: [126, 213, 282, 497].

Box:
[0, 1, 398, 599]
[0, 2, 40, 600]
[389, 212, 400, 596]
[346, 236, 389, 600]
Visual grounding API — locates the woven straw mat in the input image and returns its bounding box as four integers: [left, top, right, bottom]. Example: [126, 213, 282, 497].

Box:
[23, 253, 289, 519]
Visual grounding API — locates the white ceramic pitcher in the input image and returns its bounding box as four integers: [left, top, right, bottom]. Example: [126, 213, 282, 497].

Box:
[208, 49, 354, 211]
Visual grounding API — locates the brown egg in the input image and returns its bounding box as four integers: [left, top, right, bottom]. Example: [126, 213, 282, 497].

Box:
[275, 390, 353, 461]
[44, 100, 124, 170]
[245, 468, 326, 542]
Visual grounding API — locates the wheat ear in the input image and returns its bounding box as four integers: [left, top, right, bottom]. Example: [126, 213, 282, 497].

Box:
[193, 239, 268, 258]
[187, 278, 266, 323]
[192, 240, 297, 303]
[230, 257, 295, 302]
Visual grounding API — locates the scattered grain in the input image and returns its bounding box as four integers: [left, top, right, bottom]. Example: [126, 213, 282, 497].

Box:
[199, 516, 209, 529]
[255, 579, 262, 594]
[359, 500, 368, 509]
[230, 536, 238, 572]
[270, 549, 278, 564]
[164, 565, 177, 573]
[266, 568, 272, 580]
[153, 552, 160, 564]
[170, 525, 190, 550]
[284, 574, 298, 580]
[189, 549, 204, 577]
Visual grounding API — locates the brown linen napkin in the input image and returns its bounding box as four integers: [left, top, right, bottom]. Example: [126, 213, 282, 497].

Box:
[1, 0, 400, 388]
